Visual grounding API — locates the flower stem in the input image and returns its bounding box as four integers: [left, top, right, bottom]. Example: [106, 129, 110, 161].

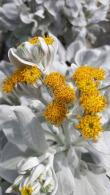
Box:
[61, 124, 70, 148]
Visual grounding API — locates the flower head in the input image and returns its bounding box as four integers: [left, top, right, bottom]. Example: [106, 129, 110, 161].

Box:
[20, 66, 42, 84]
[73, 66, 95, 81]
[28, 36, 54, 46]
[44, 101, 67, 125]
[44, 36, 54, 45]
[76, 78, 97, 94]
[20, 186, 33, 195]
[92, 68, 105, 80]
[54, 85, 75, 104]
[2, 66, 42, 93]
[2, 78, 15, 93]
[73, 66, 105, 82]
[76, 115, 103, 140]
[80, 92, 106, 113]
[28, 36, 39, 45]
[44, 72, 66, 90]
[2, 69, 22, 93]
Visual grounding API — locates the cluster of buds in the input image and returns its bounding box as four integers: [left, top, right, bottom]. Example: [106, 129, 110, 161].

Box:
[73, 66, 106, 140]
[6, 153, 57, 195]
[44, 72, 75, 125]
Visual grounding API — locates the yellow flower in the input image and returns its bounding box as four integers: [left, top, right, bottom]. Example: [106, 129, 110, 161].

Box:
[44, 72, 66, 90]
[93, 68, 105, 80]
[76, 78, 97, 94]
[2, 78, 15, 93]
[73, 66, 95, 81]
[44, 101, 67, 125]
[80, 92, 106, 113]
[72, 66, 105, 82]
[2, 69, 23, 93]
[54, 85, 75, 104]
[76, 115, 103, 140]
[2, 66, 42, 93]
[44, 36, 54, 45]
[28, 36, 39, 45]
[20, 66, 42, 84]
[28, 36, 54, 45]
[20, 186, 33, 195]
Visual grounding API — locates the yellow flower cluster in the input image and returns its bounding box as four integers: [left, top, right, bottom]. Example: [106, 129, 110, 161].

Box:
[3, 66, 42, 93]
[44, 101, 67, 125]
[28, 36, 39, 45]
[44, 72, 65, 89]
[54, 85, 75, 104]
[44, 72, 75, 125]
[76, 115, 102, 140]
[28, 36, 54, 45]
[73, 66, 105, 94]
[80, 92, 106, 113]
[44, 36, 54, 45]
[20, 186, 33, 195]
[72, 65, 106, 140]
[73, 66, 105, 82]
[75, 78, 97, 94]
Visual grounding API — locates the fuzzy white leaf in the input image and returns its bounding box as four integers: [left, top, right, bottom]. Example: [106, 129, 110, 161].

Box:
[56, 166, 75, 195]
[14, 106, 48, 153]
